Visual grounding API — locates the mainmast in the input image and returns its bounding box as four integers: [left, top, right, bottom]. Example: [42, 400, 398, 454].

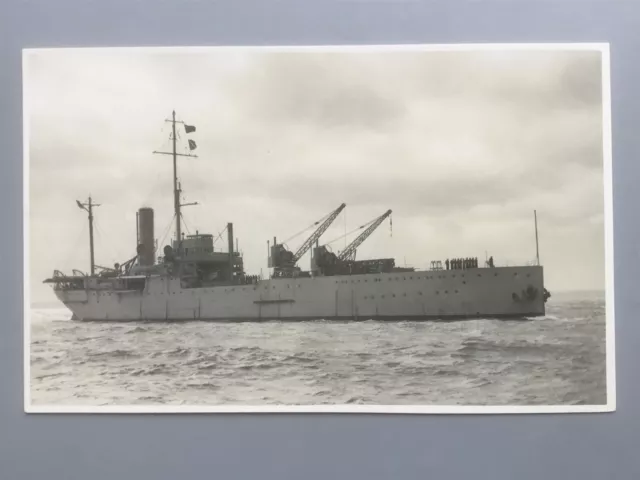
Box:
[534, 209, 540, 266]
[76, 196, 100, 276]
[152, 110, 198, 249]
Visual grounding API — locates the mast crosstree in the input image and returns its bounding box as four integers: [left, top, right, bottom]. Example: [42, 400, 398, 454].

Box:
[76, 196, 100, 276]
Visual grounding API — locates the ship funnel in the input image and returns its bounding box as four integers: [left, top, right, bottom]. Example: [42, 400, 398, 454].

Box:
[138, 207, 155, 266]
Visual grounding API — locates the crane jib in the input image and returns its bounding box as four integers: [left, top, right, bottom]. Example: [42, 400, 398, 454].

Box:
[292, 203, 347, 263]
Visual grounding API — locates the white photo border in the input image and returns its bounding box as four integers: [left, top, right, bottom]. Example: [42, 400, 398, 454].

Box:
[22, 42, 616, 414]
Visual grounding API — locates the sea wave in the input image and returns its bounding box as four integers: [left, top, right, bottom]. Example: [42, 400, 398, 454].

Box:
[27, 296, 608, 406]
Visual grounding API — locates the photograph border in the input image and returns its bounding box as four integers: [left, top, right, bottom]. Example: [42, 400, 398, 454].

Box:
[22, 41, 616, 415]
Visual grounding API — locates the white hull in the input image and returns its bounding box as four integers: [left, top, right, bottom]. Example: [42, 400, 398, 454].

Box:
[55, 266, 546, 321]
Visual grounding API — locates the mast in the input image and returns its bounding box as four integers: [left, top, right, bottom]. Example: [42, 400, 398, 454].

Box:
[228, 222, 234, 282]
[76, 197, 100, 276]
[172, 110, 180, 244]
[152, 110, 198, 251]
[534, 209, 540, 266]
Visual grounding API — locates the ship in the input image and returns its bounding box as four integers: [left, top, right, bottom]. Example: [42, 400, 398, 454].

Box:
[43, 111, 551, 322]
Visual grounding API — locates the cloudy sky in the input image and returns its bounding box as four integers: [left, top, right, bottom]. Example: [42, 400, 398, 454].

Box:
[26, 46, 607, 304]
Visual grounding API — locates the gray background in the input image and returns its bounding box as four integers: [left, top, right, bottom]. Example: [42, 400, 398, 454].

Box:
[2, 0, 638, 478]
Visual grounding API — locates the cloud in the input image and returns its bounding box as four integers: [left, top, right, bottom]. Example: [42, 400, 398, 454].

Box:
[25, 46, 607, 302]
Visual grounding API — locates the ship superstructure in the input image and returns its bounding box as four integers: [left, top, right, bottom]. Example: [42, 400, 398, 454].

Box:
[43, 111, 551, 322]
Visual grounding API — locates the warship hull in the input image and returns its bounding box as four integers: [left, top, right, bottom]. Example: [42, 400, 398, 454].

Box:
[54, 265, 546, 322]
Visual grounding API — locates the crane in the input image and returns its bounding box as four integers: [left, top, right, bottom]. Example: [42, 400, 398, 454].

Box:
[337, 209, 392, 262]
[292, 203, 346, 264]
[270, 203, 346, 276]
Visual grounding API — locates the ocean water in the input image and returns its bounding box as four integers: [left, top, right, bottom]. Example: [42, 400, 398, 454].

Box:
[29, 291, 607, 406]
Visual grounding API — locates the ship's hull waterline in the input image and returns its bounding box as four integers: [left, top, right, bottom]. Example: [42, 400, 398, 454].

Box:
[55, 265, 546, 322]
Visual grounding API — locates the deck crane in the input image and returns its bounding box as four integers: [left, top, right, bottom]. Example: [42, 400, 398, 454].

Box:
[269, 203, 346, 277]
[337, 209, 392, 262]
[312, 209, 395, 276]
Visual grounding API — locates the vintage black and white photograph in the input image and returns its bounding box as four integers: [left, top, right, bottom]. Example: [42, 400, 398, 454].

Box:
[24, 44, 614, 413]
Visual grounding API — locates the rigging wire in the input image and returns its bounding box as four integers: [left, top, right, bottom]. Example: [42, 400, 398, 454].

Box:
[155, 213, 177, 254]
[92, 227, 117, 266]
[62, 221, 88, 271]
[184, 143, 212, 233]
[212, 225, 228, 246]
[93, 217, 124, 262]
[282, 209, 335, 245]
[180, 213, 192, 236]
[324, 218, 375, 247]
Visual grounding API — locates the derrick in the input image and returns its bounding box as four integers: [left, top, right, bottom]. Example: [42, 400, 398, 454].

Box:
[337, 209, 392, 262]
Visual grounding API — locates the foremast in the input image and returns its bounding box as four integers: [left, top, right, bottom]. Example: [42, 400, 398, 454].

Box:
[75, 196, 100, 276]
